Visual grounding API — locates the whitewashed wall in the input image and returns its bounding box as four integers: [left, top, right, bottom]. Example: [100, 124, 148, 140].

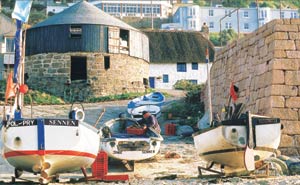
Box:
[149, 63, 212, 89]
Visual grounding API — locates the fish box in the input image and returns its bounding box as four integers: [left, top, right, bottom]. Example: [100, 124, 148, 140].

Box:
[126, 127, 146, 135]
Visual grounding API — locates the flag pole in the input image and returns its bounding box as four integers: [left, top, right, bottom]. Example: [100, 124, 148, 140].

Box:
[206, 47, 213, 125]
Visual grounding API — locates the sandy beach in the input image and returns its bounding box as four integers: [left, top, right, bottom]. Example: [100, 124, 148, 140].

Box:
[1, 93, 300, 184]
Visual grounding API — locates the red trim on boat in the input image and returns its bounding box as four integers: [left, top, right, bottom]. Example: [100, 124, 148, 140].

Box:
[4, 150, 97, 159]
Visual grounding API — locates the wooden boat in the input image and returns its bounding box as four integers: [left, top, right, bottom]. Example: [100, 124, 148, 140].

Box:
[100, 117, 163, 162]
[129, 104, 161, 120]
[1, 108, 100, 184]
[1, 2, 100, 183]
[193, 111, 281, 174]
[127, 92, 165, 113]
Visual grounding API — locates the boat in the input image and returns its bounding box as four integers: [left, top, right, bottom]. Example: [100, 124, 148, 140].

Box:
[129, 104, 161, 120]
[1, 108, 100, 183]
[193, 111, 281, 174]
[1, 2, 100, 183]
[127, 92, 165, 114]
[99, 117, 163, 162]
[193, 48, 282, 175]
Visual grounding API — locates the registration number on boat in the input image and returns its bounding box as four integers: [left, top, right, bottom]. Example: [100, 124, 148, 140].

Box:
[142, 150, 155, 154]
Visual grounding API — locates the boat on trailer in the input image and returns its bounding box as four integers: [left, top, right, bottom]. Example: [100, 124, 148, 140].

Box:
[193, 111, 281, 174]
[100, 117, 163, 162]
[1, 107, 100, 184]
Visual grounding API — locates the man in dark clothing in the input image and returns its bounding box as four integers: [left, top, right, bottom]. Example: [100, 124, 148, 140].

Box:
[138, 111, 161, 134]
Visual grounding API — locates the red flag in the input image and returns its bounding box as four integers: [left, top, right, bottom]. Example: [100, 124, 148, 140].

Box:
[230, 82, 238, 102]
[5, 72, 16, 103]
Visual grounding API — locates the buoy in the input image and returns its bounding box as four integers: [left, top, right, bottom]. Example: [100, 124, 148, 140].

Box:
[19, 84, 28, 94]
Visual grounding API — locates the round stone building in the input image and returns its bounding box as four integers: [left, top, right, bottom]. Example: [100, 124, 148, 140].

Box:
[25, 1, 149, 100]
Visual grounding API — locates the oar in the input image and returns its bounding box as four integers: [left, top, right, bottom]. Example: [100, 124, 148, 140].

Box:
[93, 108, 106, 128]
[244, 111, 255, 171]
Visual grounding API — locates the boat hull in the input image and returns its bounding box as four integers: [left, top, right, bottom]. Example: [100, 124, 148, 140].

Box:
[129, 105, 161, 120]
[100, 118, 163, 161]
[1, 119, 100, 178]
[193, 121, 281, 173]
[101, 137, 161, 161]
[127, 92, 165, 113]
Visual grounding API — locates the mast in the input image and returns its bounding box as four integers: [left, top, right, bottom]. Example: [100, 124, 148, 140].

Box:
[206, 47, 213, 124]
[11, 0, 32, 116]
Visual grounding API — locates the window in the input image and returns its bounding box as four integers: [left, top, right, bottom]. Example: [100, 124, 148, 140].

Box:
[192, 63, 198, 70]
[120, 29, 129, 48]
[291, 12, 297, 18]
[280, 12, 284, 19]
[209, 9, 214, 16]
[244, 23, 249, 30]
[244, 11, 248, 18]
[104, 56, 110, 70]
[71, 56, 87, 81]
[209, 22, 214, 28]
[5, 37, 14, 52]
[225, 10, 231, 17]
[177, 63, 187, 72]
[188, 80, 197, 84]
[69, 25, 82, 39]
[225, 22, 232, 29]
[163, 74, 169, 83]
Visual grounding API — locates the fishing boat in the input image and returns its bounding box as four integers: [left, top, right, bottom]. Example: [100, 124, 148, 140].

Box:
[193, 111, 281, 174]
[129, 104, 161, 120]
[1, 108, 100, 184]
[0, 1, 100, 183]
[193, 48, 282, 175]
[127, 92, 165, 114]
[99, 117, 163, 162]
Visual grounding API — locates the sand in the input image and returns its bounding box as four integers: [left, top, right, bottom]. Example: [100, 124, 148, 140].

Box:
[1, 92, 300, 184]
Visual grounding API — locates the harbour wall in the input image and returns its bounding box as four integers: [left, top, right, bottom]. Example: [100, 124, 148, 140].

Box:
[210, 19, 300, 155]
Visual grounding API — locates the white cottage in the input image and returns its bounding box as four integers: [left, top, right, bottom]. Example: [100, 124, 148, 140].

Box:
[145, 31, 214, 89]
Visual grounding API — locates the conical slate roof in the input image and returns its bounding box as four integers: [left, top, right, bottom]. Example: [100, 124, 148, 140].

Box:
[32, 1, 137, 30]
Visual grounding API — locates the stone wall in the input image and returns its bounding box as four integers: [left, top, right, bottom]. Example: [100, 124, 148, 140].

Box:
[25, 52, 149, 100]
[210, 19, 300, 155]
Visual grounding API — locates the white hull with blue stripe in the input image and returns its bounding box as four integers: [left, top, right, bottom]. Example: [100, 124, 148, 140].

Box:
[1, 117, 100, 184]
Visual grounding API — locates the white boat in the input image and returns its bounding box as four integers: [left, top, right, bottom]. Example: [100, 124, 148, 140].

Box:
[100, 118, 163, 162]
[1, 108, 100, 184]
[127, 92, 165, 113]
[129, 105, 161, 120]
[193, 111, 281, 174]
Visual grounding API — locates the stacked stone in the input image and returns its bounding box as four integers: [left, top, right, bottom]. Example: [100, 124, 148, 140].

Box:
[210, 19, 300, 155]
[25, 52, 148, 99]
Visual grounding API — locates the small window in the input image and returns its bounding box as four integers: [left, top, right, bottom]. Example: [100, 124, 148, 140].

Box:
[209, 9, 214, 16]
[244, 23, 249, 30]
[192, 63, 198, 70]
[244, 11, 249, 18]
[163, 74, 169, 83]
[177, 63, 187, 72]
[104, 56, 110, 70]
[209, 22, 214, 28]
[280, 12, 284, 19]
[188, 80, 198, 84]
[71, 56, 87, 81]
[120, 29, 129, 47]
[70, 25, 82, 39]
[5, 37, 14, 52]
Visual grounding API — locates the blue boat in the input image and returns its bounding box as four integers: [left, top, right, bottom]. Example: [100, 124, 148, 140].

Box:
[127, 92, 165, 114]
